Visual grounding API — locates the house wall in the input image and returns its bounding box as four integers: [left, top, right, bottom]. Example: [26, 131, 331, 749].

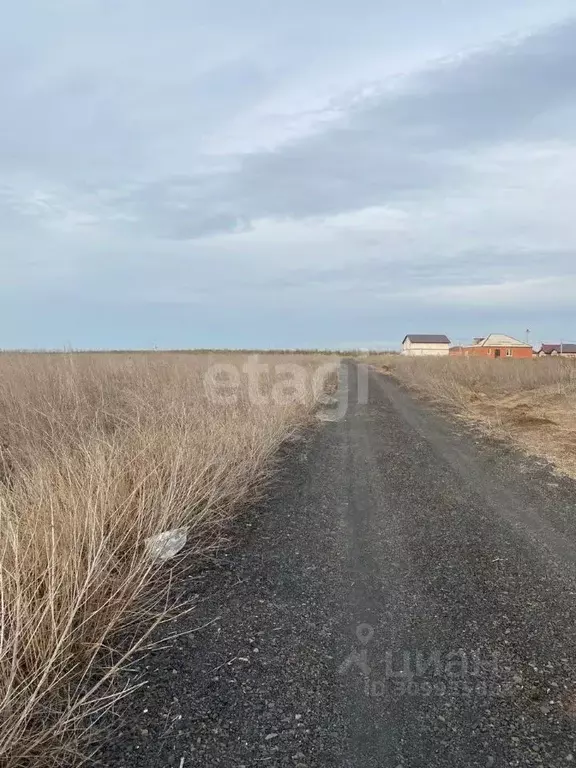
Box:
[450, 346, 533, 359]
[402, 340, 451, 356]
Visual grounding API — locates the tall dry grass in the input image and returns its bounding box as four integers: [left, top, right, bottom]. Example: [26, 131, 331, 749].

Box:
[371, 355, 576, 405]
[368, 354, 576, 475]
[0, 352, 335, 766]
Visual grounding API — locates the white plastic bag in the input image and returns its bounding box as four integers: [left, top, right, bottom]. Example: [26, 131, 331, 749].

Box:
[145, 527, 188, 561]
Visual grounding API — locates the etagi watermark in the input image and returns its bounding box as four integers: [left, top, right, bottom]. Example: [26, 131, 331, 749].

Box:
[339, 624, 505, 698]
[203, 357, 369, 422]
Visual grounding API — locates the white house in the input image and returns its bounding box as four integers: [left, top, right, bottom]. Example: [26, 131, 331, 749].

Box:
[401, 334, 451, 356]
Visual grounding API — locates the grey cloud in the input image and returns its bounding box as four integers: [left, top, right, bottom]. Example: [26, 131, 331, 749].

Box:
[0, 74, 143, 180]
[5, 10, 574, 241]
[233, 19, 576, 221]
[360, 19, 576, 151]
[107, 174, 251, 239]
[256, 248, 576, 296]
[0, 55, 273, 185]
[0, 185, 43, 231]
[104, 17, 576, 240]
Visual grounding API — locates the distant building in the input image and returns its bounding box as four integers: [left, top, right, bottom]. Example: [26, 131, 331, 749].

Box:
[537, 343, 576, 357]
[401, 334, 451, 356]
[450, 333, 533, 359]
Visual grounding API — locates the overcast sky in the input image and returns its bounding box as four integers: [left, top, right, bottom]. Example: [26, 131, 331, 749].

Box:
[2, 1, 576, 349]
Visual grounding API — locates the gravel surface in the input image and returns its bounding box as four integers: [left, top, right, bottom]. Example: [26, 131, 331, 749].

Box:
[100, 362, 576, 767]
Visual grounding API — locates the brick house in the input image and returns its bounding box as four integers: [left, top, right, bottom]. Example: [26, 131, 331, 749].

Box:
[449, 334, 533, 359]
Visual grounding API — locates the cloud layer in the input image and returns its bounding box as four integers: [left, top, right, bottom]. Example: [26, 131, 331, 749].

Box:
[1, 1, 576, 347]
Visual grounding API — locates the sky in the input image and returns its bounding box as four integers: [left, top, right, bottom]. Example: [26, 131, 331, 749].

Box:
[2, 0, 576, 350]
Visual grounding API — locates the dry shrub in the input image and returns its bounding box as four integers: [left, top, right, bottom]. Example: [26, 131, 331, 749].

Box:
[0, 352, 336, 766]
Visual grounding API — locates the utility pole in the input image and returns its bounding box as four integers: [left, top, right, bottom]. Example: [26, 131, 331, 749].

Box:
[525, 328, 531, 346]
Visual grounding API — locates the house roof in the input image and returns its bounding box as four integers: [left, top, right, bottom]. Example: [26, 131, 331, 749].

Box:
[539, 343, 576, 354]
[403, 334, 451, 344]
[476, 333, 531, 348]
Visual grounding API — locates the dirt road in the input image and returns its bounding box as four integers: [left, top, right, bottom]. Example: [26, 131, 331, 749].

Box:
[105, 362, 576, 767]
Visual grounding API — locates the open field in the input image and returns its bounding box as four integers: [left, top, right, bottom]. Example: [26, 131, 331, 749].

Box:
[0, 352, 337, 767]
[363, 354, 576, 476]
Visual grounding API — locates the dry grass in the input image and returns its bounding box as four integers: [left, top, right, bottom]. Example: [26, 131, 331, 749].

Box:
[365, 354, 576, 476]
[0, 351, 337, 766]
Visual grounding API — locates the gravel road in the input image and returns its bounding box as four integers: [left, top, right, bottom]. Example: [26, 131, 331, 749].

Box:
[102, 362, 576, 767]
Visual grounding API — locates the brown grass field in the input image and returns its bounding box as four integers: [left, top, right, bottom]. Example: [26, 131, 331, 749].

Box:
[0, 351, 337, 767]
[363, 354, 576, 477]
